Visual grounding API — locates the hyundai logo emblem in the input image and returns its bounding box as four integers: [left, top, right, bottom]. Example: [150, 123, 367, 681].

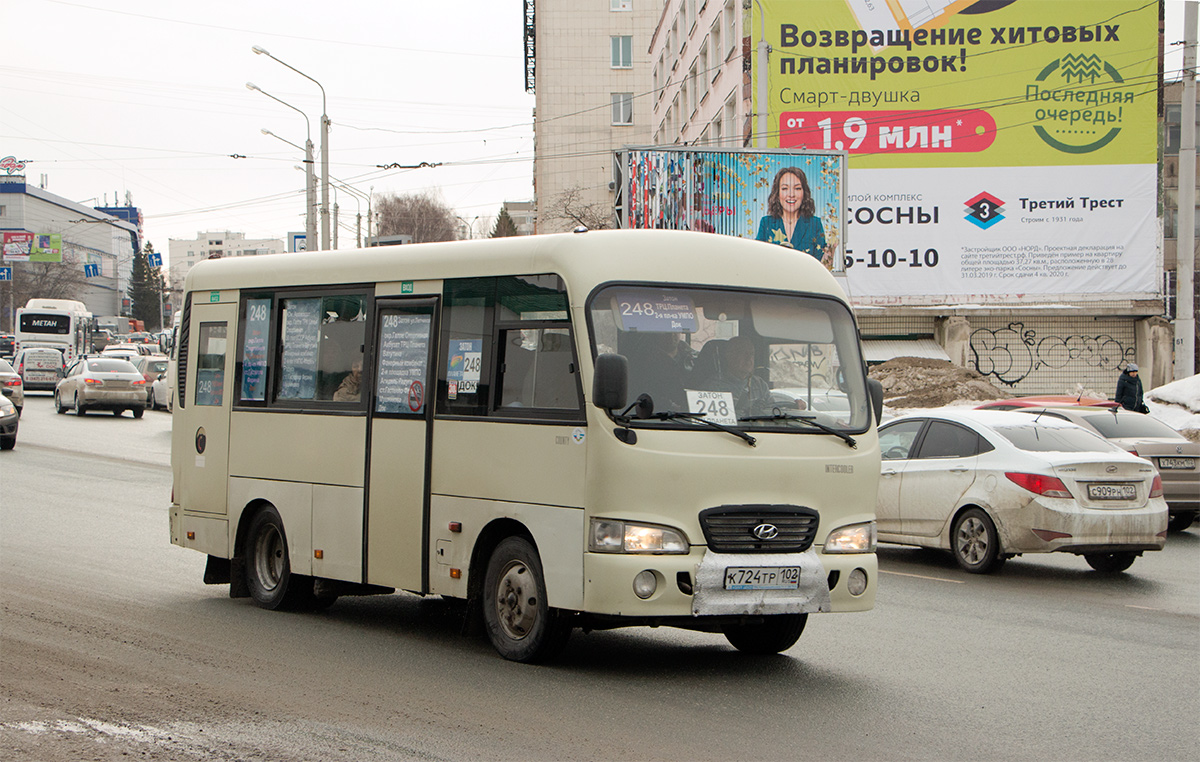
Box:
[752, 523, 779, 540]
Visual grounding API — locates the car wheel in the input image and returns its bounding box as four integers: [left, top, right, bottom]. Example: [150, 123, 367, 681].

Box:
[722, 614, 808, 654]
[951, 508, 1005, 574]
[112, 409, 123, 417]
[132, 407, 144, 419]
[0, 435, 14, 450]
[55, 391, 67, 414]
[483, 536, 571, 663]
[1167, 512, 1198, 533]
[244, 506, 314, 611]
[1084, 552, 1137, 573]
[74, 393, 86, 416]
[15, 406, 21, 418]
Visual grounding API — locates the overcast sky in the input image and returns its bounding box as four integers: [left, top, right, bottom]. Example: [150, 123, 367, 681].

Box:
[2, 0, 536, 258]
[2, 1, 1194, 264]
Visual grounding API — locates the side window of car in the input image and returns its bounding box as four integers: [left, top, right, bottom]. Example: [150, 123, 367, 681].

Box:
[916, 421, 982, 458]
[880, 420, 926, 460]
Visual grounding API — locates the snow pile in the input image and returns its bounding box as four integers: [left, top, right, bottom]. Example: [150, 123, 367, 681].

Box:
[1146, 374, 1200, 440]
[869, 357, 1009, 408]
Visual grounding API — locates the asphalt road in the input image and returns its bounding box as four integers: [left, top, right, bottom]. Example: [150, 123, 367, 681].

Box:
[2, 392, 1197, 761]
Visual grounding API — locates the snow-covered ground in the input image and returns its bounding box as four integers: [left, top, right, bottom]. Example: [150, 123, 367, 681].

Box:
[882, 374, 1200, 436]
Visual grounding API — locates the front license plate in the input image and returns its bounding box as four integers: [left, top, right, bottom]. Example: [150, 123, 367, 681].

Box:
[1087, 483, 1137, 500]
[1158, 457, 1196, 470]
[724, 566, 801, 590]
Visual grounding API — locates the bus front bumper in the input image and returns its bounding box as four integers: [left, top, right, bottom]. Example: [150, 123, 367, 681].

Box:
[580, 546, 876, 620]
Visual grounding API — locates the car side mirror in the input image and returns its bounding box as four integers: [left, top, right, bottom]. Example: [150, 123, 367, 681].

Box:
[157, 373, 166, 381]
[867, 377, 884, 425]
[592, 353, 628, 411]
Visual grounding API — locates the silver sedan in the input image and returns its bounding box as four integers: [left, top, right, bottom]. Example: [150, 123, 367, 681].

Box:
[55, 357, 148, 418]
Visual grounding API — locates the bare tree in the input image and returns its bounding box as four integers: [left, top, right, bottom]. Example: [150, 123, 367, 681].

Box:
[374, 190, 460, 243]
[541, 186, 614, 232]
[10, 260, 87, 306]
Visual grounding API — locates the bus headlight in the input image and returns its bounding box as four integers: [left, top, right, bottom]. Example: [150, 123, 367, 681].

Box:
[824, 522, 877, 554]
[589, 519, 689, 554]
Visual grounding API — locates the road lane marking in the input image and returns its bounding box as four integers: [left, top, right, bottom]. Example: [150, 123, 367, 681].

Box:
[880, 570, 964, 584]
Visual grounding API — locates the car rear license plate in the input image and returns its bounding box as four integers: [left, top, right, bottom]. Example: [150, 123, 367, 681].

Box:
[1087, 483, 1137, 500]
[1158, 457, 1196, 470]
[724, 566, 801, 590]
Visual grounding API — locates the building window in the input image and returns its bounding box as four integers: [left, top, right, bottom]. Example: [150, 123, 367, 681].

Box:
[699, 43, 710, 92]
[711, 20, 722, 65]
[612, 92, 634, 125]
[688, 63, 698, 114]
[611, 35, 633, 68]
[725, 0, 737, 57]
[611, 0, 631, 10]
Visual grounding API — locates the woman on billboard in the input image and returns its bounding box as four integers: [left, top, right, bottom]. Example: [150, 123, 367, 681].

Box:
[756, 167, 831, 265]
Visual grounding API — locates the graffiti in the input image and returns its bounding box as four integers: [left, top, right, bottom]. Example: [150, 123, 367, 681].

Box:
[769, 344, 836, 388]
[970, 322, 1133, 386]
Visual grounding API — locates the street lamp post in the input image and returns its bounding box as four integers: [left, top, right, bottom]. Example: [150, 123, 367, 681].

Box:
[328, 177, 370, 248]
[261, 127, 317, 251]
[246, 83, 318, 251]
[253, 46, 330, 251]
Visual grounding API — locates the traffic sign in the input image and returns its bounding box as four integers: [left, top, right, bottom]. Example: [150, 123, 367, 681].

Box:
[0, 266, 10, 281]
[148, 252, 163, 267]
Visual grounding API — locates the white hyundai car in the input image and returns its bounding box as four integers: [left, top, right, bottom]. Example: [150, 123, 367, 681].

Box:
[876, 410, 1167, 574]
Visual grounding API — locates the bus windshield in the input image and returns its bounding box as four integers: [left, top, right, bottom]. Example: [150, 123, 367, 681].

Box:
[19, 313, 71, 334]
[588, 285, 870, 432]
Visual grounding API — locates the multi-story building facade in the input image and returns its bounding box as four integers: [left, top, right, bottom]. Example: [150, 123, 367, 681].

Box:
[167, 231, 285, 292]
[0, 175, 140, 327]
[528, 0, 659, 232]
[649, 0, 748, 148]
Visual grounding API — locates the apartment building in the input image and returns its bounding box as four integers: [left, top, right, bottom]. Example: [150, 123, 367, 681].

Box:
[528, 0, 659, 232]
[167, 231, 284, 291]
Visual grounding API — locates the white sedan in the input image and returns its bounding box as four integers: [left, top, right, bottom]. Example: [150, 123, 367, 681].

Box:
[876, 410, 1167, 574]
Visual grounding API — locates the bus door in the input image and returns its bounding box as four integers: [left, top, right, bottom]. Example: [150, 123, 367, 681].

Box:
[365, 298, 438, 592]
[180, 296, 237, 517]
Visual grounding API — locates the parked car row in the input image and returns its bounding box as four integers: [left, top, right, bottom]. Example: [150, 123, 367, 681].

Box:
[876, 400, 1196, 576]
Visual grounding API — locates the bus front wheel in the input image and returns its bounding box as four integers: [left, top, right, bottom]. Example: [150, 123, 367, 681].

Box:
[722, 613, 808, 654]
[244, 506, 314, 611]
[482, 536, 571, 663]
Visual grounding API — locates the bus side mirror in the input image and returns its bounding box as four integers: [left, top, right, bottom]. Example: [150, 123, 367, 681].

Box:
[867, 377, 884, 425]
[592, 353, 628, 411]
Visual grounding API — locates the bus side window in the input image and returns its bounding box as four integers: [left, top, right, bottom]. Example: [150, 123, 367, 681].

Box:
[195, 322, 227, 406]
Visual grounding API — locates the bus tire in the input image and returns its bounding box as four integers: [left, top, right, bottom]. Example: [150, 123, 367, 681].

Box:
[244, 506, 314, 611]
[722, 613, 808, 654]
[483, 536, 571, 663]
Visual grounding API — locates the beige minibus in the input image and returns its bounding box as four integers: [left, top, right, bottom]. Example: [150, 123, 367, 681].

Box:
[170, 229, 882, 662]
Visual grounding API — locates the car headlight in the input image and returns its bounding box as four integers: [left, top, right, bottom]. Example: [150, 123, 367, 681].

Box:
[0, 398, 13, 414]
[824, 521, 877, 554]
[589, 519, 689, 554]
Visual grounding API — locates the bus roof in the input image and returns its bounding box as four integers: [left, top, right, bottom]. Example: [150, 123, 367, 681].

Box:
[182, 230, 847, 303]
[21, 298, 90, 313]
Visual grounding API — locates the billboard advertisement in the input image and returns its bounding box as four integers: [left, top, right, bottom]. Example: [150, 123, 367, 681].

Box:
[3, 232, 34, 262]
[620, 146, 847, 269]
[752, 0, 1159, 304]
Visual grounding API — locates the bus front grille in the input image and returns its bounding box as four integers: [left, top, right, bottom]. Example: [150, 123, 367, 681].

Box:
[698, 505, 819, 553]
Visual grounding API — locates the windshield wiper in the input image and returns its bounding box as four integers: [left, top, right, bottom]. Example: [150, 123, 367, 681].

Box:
[615, 394, 756, 446]
[650, 409, 757, 447]
[741, 409, 858, 449]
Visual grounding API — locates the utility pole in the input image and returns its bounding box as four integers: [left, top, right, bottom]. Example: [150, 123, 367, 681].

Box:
[1178, 2, 1197, 379]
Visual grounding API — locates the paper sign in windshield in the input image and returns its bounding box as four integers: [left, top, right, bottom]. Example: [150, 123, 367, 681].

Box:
[446, 339, 482, 395]
[686, 390, 738, 426]
[616, 291, 698, 333]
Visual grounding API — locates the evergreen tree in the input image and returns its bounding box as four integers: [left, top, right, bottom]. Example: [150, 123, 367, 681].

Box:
[490, 207, 520, 238]
[128, 242, 163, 331]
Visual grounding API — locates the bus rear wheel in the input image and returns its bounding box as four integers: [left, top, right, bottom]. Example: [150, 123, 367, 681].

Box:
[483, 536, 571, 663]
[244, 506, 314, 611]
[722, 614, 808, 654]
